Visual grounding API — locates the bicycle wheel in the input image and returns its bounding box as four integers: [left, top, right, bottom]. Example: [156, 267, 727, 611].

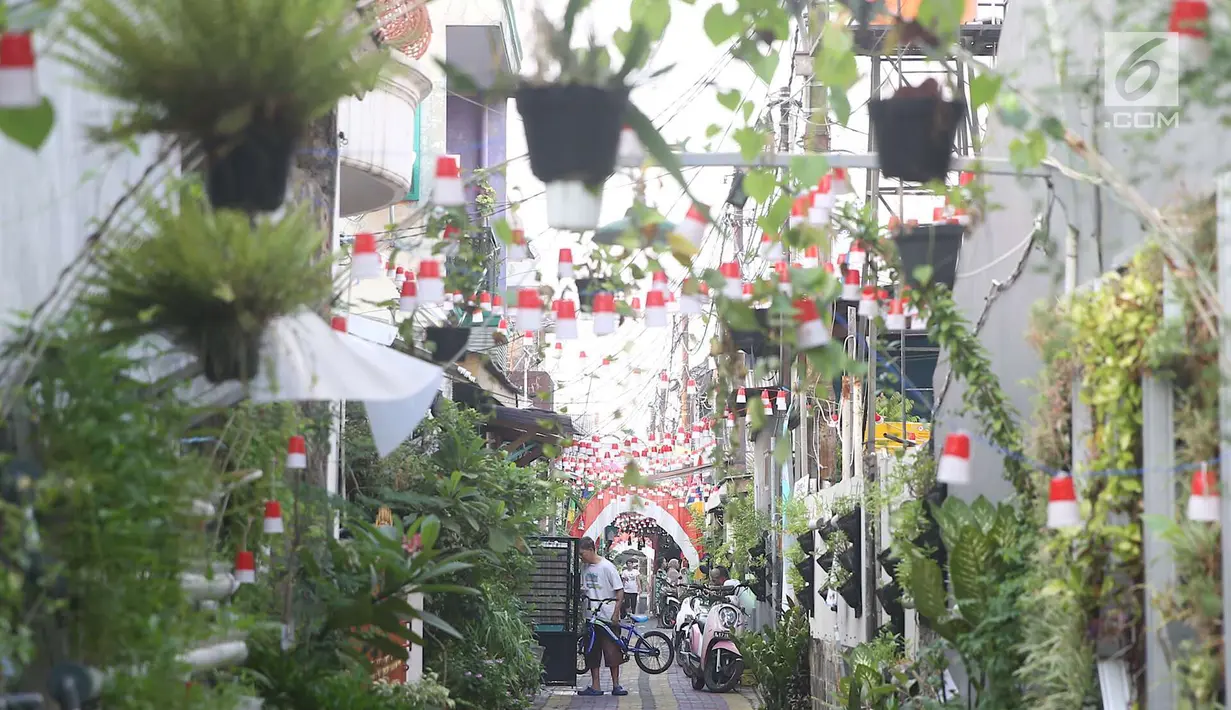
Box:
[575, 634, 590, 674]
[633, 630, 675, 674]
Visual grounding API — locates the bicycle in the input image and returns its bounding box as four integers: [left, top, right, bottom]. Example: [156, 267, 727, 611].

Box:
[574, 598, 674, 675]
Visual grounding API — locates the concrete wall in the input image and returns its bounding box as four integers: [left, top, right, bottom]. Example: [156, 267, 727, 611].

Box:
[937, 1, 1229, 500]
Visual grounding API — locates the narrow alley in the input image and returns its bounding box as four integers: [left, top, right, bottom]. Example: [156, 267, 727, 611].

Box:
[534, 664, 758, 710]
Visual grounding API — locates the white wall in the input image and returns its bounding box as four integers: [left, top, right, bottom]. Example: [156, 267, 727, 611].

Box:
[0, 32, 167, 350]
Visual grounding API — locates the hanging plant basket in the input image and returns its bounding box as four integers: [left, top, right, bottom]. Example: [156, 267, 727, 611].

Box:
[815, 518, 837, 539]
[877, 547, 900, 577]
[876, 581, 904, 619]
[835, 506, 862, 541]
[424, 326, 471, 363]
[204, 117, 297, 213]
[869, 80, 966, 184]
[730, 308, 774, 358]
[894, 223, 966, 289]
[193, 326, 265, 384]
[816, 549, 834, 573]
[837, 574, 862, 614]
[516, 84, 629, 187]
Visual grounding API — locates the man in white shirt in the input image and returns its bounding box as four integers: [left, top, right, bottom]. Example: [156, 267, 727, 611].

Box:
[620, 560, 640, 620]
[578, 537, 626, 697]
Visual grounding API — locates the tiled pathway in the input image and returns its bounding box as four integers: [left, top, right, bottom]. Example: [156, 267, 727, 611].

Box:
[534, 662, 757, 710]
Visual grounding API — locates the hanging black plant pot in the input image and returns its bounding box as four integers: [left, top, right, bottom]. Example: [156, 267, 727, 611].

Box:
[194, 327, 264, 384]
[816, 549, 834, 573]
[574, 277, 618, 311]
[729, 308, 774, 358]
[516, 84, 629, 187]
[876, 581, 904, 619]
[424, 326, 471, 363]
[877, 547, 900, 577]
[869, 89, 966, 184]
[838, 575, 862, 614]
[815, 518, 837, 539]
[204, 118, 297, 213]
[912, 524, 947, 568]
[835, 507, 862, 541]
[895, 223, 965, 289]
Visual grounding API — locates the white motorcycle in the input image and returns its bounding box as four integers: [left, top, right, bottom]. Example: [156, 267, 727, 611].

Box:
[673, 584, 712, 674]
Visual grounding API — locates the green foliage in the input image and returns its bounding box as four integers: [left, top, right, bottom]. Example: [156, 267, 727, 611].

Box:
[86, 184, 332, 378]
[738, 605, 810, 710]
[838, 632, 902, 710]
[902, 497, 1032, 708]
[429, 594, 541, 710]
[1, 311, 221, 703]
[260, 667, 452, 710]
[61, 0, 385, 142]
[875, 391, 922, 423]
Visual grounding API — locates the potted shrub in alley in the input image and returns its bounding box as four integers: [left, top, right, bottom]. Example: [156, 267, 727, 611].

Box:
[86, 185, 332, 383]
[62, 0, 386, 212]
[869, 78, 966, 184]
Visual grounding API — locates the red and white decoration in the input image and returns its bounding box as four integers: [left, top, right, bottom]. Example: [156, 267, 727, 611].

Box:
[351, 233, 381, 280]
[0, 33, 39, 109]
[417, 260, 445, 303]
[556, 299, 579, 339]
[645, 291, 668, 327]
[434, 156, 464, 207]
[558, 248, 574, 279]
[1046, 472, 1080, 529]
[263, 501, 284, 534]
[1188, 462, 1219, 522]
[936, 432, 972, 485]
[679, 204, 709, 246]
[516, 288, 543, 332]
[234, 551, 256, 584]
[859, 286, 878, 318]
[794, 298, 830, 350]
[1169, 0, 1209, 63]
[841, 268, 860, 301]
[593, 293, 617, 336]
[720, 262, 742, 299]
[885, 298, 906, 330]
[286, 435, 307, 469]
[830, 167, 854, 196]
[398, 279, 417, 312]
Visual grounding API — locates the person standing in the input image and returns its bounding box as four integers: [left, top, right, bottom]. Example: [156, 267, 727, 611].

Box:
[578, 537, 626, 697]
[620, 560, 640, 620]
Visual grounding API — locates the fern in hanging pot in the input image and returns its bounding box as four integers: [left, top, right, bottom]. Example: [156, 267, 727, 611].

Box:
[86, 185, 332, 383]
[60, 0, 387, 213]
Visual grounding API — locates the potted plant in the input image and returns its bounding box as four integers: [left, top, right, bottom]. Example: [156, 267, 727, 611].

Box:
[894, 222, 966, 288]
[86, 186, 332, 383]
[834, 504, 862, 541]
[876, 581, 904, 620]
[423, 326, 472, 364]
[62, 0, 386, 212]
[816, 548, 834, 573]
[869, 78, 966, 184]
[442, 0, 689, 231]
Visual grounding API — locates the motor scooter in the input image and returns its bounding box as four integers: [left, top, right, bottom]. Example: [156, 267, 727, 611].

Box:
[688, 582, 751, 692]
[659, 582, 682, 628]
[673, 584, 711, 674]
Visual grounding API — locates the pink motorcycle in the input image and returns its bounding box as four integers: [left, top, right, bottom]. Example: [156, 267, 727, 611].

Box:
[685, 583, 748, 692]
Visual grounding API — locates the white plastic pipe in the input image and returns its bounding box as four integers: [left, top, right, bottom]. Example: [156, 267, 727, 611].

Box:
[178, 641, 248, 672]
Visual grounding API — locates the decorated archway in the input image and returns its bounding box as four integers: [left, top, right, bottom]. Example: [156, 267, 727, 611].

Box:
[570, 487, 702, 566]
